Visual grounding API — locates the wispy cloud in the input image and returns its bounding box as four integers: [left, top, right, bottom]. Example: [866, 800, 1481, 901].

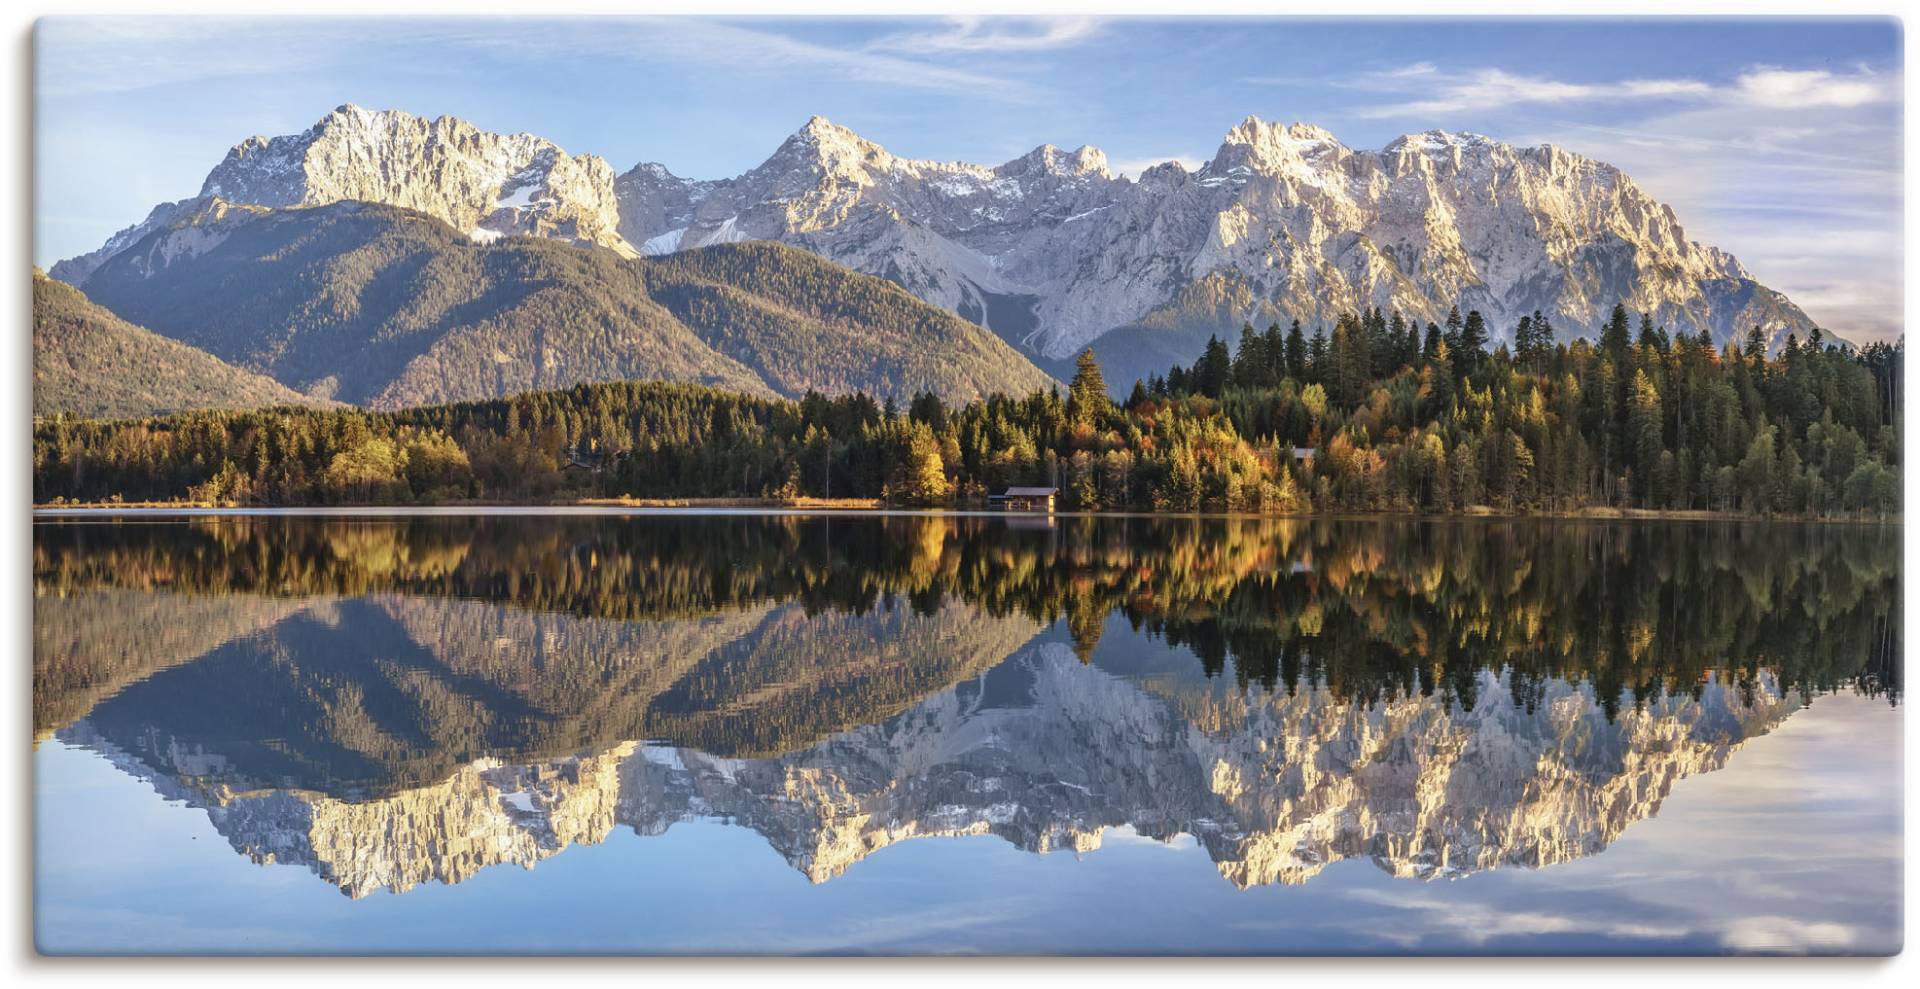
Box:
[1509, 104, 1902, 342]
[867, 16, 1101, 54]
[36, 17, 357, 97]
[1734, 66, 1893, 108]
[1340, 889, 1688, 948]
[1345, 61, 1893, 119]
[1347, 65, 1713, 118]
[37, 16, 1046, 104]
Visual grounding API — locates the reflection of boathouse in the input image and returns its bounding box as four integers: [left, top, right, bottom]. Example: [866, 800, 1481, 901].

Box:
[991, 486, 1058, 512]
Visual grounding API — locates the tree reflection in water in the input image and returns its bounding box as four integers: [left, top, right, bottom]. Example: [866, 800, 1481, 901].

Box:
[33, 514, 1900, 896]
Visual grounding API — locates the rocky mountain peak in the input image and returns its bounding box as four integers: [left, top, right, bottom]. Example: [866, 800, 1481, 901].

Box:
[1218, 116, 1348, 163]
[1001, 143, 1114, 181]
[65, 648, 1801, 898]
[56, 106, 1821, 374]
[1383, 127, 1498, 153]
[108, 105, 639, 269]
[775, 115, 893, 176]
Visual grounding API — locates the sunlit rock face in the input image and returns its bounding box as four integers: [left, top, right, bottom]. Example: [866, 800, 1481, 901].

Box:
[60, 641, 1797, 897]
[52, 109, 1816, 378]
[64, 721, 635, 898]
[617, 116, 1815, 365]
[50, 104, 635, 285]
[638, 645, 1796, 887]
[41, 516, 1890, 898]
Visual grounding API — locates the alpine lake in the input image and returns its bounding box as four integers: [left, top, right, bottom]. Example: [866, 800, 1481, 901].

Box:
[30, 510, 1903, 955]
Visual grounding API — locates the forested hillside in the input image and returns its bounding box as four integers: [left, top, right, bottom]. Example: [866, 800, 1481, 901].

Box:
[32, 297, 1902, 518]
[32, 270, 321, 418]
[71, 202, 1058, 407]
[1149, 305, 1902, 514]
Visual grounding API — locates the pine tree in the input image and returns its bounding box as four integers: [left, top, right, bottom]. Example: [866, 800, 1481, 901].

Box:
[1284, 320, 1308, 381]
[1233, 322, 1269, 389]
[1457, 310, 1488, 372]
[1196, 335, 1232, 397]
[1602, 304, 1633, 358]
[1261, 321, 1287, 383]
[1068, 349, 1110, 425]
[1637, 313, 1663, 351]
[1514, 315, 1536, 362]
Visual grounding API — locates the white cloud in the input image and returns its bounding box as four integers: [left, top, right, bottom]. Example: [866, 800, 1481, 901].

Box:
[1340, 889, 1687, 947]
[1620, 78, 1715, 98]
[1351, 65, 1716, 118]
[37, 17, 1044, 104]
[1348, 61, 1895, 119]
[36, 17, 356, 97]
[1512, 107, 1903, 344]
[868, 16, 1101, 54]
[1721, 916, 1859, 952]
[1734, 67, 1892, 108]
[428, 18, 1044, 103]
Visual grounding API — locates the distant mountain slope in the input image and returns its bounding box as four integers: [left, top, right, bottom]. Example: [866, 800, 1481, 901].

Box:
[642, 242, 1062, 401]
[73, 201, 1058, 408]
[32, 269, 320, 418]
[51, 104, 1824, 389]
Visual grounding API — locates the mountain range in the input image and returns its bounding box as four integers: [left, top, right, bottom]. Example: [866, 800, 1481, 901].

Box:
[58, 626, 1796, 898]
[47, 103, 1821, 411]
[56, 200, 1055, 409]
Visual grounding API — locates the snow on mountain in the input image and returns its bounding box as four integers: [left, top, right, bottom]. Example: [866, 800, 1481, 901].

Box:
[618, 115, 1818, 361]
[62, 642, 1796, 897]
[54, 108, 1819, 370]
[51, 105, 635, 286]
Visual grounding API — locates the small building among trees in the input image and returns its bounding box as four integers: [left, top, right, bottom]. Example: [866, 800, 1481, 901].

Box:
[993, 486, 1058, 512]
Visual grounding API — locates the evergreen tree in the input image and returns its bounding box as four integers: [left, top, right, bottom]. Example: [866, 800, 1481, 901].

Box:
[1284, 320, 1309, 381]
[1233, 323, 1270, 389]
[1068, 349, 1110, 425]
[1457, 310, 1489, 373]
[1602, 304, 1633, 358]
[1196, 335, 1233, 397]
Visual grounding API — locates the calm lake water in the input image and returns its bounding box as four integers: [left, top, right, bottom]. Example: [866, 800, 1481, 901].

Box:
[31, 512, 1903, 955]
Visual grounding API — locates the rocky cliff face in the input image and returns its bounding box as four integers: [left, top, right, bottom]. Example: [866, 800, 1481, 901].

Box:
[55, 107, 1814, 375]
[64, 642, 1798, 897]
[51, 105, 634, 285]
[617, 116, 1817, 360]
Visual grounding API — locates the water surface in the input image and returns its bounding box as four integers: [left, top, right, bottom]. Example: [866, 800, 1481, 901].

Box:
[32, 513, 1903, 954]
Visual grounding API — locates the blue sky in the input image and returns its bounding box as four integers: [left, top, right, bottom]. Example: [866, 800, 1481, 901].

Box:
[34, 16, 1904, 340]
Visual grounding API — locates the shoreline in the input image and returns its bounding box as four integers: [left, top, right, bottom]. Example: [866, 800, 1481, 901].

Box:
[29, 498, 1900, 524]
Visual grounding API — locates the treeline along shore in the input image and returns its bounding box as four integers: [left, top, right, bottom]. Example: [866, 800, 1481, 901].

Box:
[34, 303, 1903, 518]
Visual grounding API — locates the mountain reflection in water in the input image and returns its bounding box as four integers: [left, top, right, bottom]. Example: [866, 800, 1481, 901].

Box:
[33, 514, 1900, 899]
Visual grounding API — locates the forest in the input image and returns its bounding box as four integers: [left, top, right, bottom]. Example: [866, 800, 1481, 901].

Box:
[37, 514, 1901, 747]
[33, 302, 1903, 518]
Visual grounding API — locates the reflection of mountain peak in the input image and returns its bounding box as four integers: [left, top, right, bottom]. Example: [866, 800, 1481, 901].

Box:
[37, 515, 1899, 898]
[62, 643, 1797, 897]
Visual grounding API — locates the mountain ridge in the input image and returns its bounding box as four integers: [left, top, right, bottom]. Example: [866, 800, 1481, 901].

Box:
[70, 198, 1059, 407]
[32, 269, 326, 418]
[53, 104, 1825, 387]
